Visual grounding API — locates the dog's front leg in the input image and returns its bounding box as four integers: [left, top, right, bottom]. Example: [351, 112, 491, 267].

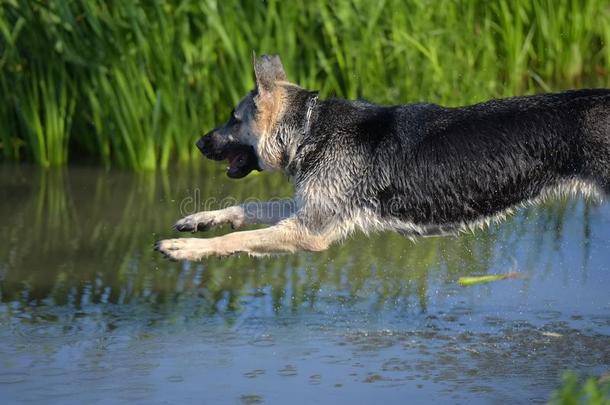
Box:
[174, 200, 296, 232]
[155, 218, 334, 261]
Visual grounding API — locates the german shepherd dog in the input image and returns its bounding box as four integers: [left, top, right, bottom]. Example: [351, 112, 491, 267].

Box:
[155, 55, 610, 261]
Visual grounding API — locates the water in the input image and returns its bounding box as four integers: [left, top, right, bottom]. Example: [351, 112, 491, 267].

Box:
[0, 163, 609, 404]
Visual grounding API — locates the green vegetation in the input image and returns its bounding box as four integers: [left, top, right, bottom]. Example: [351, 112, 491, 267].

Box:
[1, 0, 609, 170]
[550, 372, 610, 405]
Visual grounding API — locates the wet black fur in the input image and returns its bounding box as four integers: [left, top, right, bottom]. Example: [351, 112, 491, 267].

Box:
[281, 88, 610, 229]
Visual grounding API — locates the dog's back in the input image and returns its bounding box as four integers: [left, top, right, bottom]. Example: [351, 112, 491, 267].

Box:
[296, 89, 610, 234]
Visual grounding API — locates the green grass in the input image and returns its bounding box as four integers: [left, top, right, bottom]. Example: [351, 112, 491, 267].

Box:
[550, 372, 610, 405]
[0, 0, 609, 170]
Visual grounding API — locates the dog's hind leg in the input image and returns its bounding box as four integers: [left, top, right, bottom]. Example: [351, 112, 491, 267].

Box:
[174, 200, 296, 232]
[156, 217, 336, 261]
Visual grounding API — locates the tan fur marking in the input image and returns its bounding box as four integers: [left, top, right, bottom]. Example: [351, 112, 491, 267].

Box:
[255, 85, 288, 169]
[174, 201, 296, 232]
[157, 218, 338, 260]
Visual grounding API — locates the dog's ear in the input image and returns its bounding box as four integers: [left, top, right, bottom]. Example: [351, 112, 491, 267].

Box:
[253, 54, 286, 96]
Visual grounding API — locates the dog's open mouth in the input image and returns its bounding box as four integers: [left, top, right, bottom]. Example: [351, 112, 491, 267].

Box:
[224, 145, 261, 179]
[196, 136, 261, 179]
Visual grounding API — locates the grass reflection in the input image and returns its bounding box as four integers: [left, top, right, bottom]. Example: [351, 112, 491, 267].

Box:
[0, 164, 594, 317]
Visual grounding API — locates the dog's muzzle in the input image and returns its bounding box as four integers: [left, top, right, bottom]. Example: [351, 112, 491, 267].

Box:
[196, 134, 261, 179]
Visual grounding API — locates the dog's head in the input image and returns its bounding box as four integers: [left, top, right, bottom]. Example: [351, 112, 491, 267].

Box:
[197, 54, 309, 178]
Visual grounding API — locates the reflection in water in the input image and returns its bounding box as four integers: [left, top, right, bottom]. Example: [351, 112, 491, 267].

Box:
[0, 165, 593, 311]
[0, 164, 608, 403]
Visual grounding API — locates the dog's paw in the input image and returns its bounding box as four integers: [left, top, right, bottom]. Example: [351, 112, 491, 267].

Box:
[154, 238, 218, 261]
[174, 209, 244, 233]
[174, 213, 213, 232]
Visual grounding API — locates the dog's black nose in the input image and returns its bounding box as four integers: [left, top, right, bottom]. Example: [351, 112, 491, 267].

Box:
[196, 136, 209, 153]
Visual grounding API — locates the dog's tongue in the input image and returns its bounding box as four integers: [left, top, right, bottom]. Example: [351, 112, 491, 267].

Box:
[227, 153, 245, 176]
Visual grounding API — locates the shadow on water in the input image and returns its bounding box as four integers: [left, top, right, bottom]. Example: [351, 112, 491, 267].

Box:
[0, 163, 609, 403]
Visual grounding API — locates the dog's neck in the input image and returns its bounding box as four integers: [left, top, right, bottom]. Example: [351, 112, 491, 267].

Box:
[279, 92, 319, 177]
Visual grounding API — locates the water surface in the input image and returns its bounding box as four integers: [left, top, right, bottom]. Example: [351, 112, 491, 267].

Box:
[0, 164, 609, 404]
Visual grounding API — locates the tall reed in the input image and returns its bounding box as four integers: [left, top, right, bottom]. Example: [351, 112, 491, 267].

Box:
[0, 0, 608, 170]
